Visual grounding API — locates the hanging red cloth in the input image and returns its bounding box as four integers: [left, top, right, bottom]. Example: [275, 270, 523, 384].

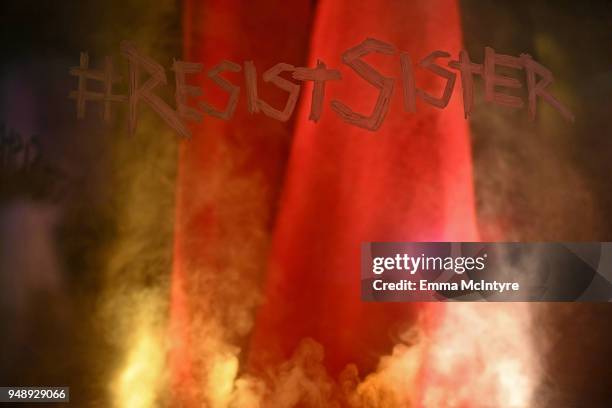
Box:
[171, 1, 312, 405]
[174, 0, 477, 404]
[248, 0, 478, 377]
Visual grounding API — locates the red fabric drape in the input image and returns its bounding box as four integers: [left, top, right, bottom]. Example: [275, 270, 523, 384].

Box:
[175, 0, 477, 404]
[249, 0, 477, 376]
[171, 1, 312, 404]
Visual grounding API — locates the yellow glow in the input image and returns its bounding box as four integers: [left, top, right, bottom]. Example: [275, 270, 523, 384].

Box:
[111, 296, 166, 408]
[206, 352, 239, 408]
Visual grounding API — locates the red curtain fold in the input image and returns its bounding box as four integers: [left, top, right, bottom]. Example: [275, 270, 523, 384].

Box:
[174, 0, 477, 404]
[249, 0, 477, 376]
[171, 1, 313, 404]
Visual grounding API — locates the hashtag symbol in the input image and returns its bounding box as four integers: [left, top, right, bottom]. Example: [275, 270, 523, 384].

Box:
[69, 53, 127, 122]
